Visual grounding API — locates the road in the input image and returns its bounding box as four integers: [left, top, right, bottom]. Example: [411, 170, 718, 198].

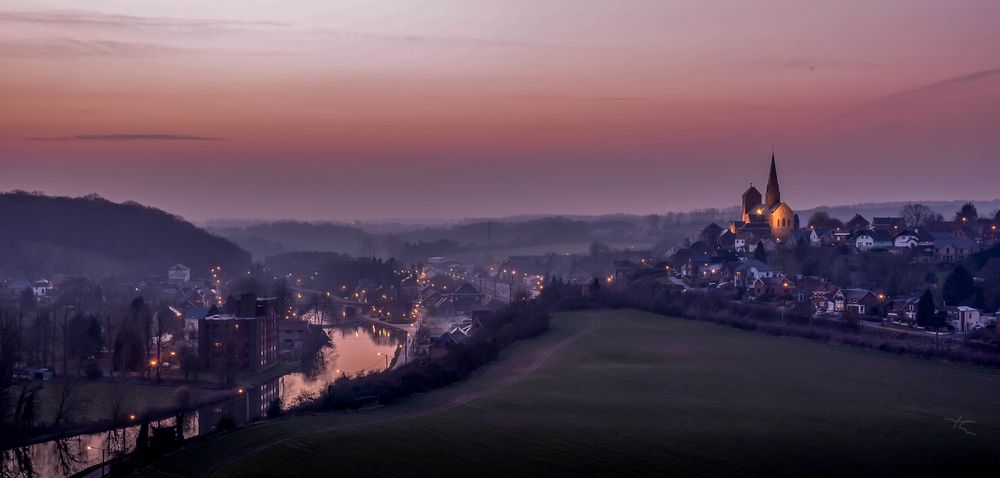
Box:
[357, 310, 423, 368]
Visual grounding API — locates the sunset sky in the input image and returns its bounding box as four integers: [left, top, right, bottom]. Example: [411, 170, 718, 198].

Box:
[2, 0, 999, 222]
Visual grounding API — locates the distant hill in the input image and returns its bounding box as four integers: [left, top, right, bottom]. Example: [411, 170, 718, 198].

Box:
[200, 199, 1000, 262]
[0, 192, 251, 279]
[207, 221, 370, 259]
[799, 199, 1000, 223]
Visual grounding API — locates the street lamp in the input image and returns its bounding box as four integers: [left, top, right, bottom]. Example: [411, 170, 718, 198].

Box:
[86, 446, 109, 477]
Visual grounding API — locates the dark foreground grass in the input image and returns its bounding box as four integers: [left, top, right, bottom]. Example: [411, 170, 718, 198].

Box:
[146, 310, 1000, 477]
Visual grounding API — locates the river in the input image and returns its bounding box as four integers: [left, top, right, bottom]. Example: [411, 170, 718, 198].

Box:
[1, 323, 404, 478]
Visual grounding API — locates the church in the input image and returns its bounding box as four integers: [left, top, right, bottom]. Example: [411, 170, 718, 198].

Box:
[729, 154, 798, 242]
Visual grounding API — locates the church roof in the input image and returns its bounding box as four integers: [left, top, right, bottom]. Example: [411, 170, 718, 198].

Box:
[767, 154, 779, 190]
[847, 214, 870, 228]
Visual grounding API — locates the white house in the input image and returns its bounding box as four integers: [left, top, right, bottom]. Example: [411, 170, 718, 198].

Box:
[168, 264, 191, 283]
[854, 229, 893, 251]
[733, 260, 775, 287]
[809, 228, 830, 246]
[32, 279, 53, 299]
[951, 306, 986, 332]
[894, 231, 919, 249]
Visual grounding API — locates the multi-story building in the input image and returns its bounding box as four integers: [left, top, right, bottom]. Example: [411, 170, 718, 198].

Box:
[199, 293, 279, 373]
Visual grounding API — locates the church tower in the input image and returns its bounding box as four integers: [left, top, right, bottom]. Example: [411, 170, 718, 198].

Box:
[765, 153, 781, 210]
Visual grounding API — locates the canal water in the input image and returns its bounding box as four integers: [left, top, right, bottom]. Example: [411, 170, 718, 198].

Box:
[1, 323, 403, 478]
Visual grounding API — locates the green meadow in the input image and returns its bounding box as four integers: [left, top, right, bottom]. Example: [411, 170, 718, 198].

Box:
[145, 309, 1000, 477]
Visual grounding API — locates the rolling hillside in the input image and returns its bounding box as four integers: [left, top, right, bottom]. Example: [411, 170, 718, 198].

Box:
[0, 192, 251, 278]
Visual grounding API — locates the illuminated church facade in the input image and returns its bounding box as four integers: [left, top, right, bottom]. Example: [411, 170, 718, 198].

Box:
[729, 154, 798, 242]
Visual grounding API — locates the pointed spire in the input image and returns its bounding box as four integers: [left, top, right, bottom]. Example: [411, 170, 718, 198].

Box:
[765, 151, 780, 209]
[768, 154, 777, 185]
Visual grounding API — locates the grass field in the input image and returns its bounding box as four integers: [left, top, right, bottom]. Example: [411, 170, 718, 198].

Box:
[144, 309, 1000, 477]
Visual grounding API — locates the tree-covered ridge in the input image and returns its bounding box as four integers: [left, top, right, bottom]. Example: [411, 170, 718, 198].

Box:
[0, 191, 250, 278]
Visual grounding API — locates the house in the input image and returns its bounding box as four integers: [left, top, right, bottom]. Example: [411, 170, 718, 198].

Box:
[699, 263, 725, 282]
[168, 264, 191, 283]
[811, 287, 839, 313]
[834, 289, 878, 316]
[717, 230, 737, 251]
[278, 319, 309, 355]
[182, 306, 209, 342]
[886, 297, 919, 322]
[946, 306, 985, 332]
[32, 279, 54, 299]
[612, 261, 636, 284]
[846, 214, 870, 232]
[871, 217, 906, 232]
[733, 231, 759, 253]
[451, 283, 484, 312]
[681, 251, 712, 278]
[809, 228, 830, 246]
[933, 237, 980, 263]
[700, 223, 724, 247]
[199, 294, 279, 373]
[733, 260, 775, 287]
[752, 276, 795, 299]
[792, 275, 832, 304]
[854, 229, 893, 251]
[893, 230, 920, 249]
[829, 230, 853, 245]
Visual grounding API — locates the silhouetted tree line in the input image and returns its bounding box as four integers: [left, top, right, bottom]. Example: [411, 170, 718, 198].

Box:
[315, 304, 550, 411]
[265, 252, 404, 292]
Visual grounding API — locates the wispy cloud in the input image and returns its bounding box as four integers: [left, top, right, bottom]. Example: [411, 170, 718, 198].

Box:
[0, 38, 196, 58]
[510, 95, 650, 102]
[0, 37, 286, 59]
[24, 134, 225, 142]
[750, 57, 879, 72]
[0, 9, 286, 31]
[846, 67, 1000, 116]
[337, 31, 585, 51]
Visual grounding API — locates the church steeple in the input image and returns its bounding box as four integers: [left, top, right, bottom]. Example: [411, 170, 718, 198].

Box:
[765, 152, 781, 209]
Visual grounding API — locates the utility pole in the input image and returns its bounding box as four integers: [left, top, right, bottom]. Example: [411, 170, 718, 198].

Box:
[62, 307, 69, 376]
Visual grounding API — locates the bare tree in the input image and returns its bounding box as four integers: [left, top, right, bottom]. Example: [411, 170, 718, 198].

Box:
[104, 384, 129, 456]
[0, 311, 21, 424]
[172, 386, 194, 442]
[51, 381, 88, 431]
[900, 203, 934, 229]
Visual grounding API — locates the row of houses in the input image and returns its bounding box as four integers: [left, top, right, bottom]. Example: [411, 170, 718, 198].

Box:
[701, 214, 998, 265]
[746, 272, 997, 332]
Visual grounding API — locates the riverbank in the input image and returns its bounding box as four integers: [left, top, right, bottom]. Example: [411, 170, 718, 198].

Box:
[1, 379, 233, 450]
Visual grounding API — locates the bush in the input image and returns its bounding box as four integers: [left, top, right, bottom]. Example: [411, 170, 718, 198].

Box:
[266, 398, 282, 418]
[216, 413, 236, 431]
[315, 303, 551, 411]
[83, 360, 103, 380]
